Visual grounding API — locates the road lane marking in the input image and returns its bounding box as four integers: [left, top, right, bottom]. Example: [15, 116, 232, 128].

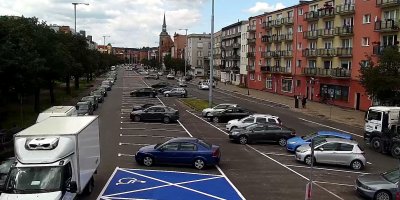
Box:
[298, 118, 362, 138]
[118, 153, 136, 157]
[284, 164, 370, 175]
[185, 109, 344, 200]
[119, 142, 150, 146]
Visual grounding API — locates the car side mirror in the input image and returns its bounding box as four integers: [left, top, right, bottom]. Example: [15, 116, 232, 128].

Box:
[66, 181, 77, 193]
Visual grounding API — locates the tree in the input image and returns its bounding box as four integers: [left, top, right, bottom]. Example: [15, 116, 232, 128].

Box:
[359, 46, 400, 105]
[163, 54, 174, 72]
[173, 58, 185, 75]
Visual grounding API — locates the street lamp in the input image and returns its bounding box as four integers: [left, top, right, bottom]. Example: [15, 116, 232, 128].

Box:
[72, 2, 89, 34]
[178, 28, 188, 76]
[102, 35, 110, 54]
[209, 0, 215, 107]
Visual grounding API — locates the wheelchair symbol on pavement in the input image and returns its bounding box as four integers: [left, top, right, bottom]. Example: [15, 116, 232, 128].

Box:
[116, 177, 146, 185]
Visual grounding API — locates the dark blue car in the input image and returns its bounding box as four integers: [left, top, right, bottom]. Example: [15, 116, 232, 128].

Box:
[135, 137, 221, 170]
[286, 131, 353, 152]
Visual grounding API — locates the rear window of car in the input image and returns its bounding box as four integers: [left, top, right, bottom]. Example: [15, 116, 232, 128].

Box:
[198, 140, 211, 149]
[338, 143, 354, 151]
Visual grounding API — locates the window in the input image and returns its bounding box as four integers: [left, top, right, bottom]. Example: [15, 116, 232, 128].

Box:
[383, 10, 397, 20]
[318, 143, 338, 151]
[257, 75, 261, 81]
[363, 14, 371, 24]
[308, 60, 316, 68]
[324, 41, 333, 49]
[341, 60, 352, 70]
[297, 80, 301, 87]
[298, 8, 303, 15]
[325, 21, 333, 29]
[154, 107, 165, 113]
[338, 143, 354, 151]
[362, 37, 370, 46]
[323, 60, 332, 69]
[298, 25, 303, 32]
[360, 60, 370, 68]
[197, 42, 203, 48]
[342, 39, 352, 48]
[320, 84, 349, 101]
[310, 4, 318, 12]
[197, 51, 202, 57]
[297, 42, 302, 50]
[296, 60, 302, 67]
[256, 117, 267, 123]
[197, 59, 203, 66]
[383, 35, 398, 46]
[250, 73, 255, 80]
[179, 143, 197, 151]
[243, 117, 255, 123]
[266, 77, 272, 89]
[367, 111, 382, 121]
[309, 41, 316, 49]
[267, 125, 281, 130]
[267, 118, 277, 123]
[161, 143, 179, 151]
[282, 79, 292, 93]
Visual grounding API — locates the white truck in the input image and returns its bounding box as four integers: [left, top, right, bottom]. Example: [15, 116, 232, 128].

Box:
[36, 106, 78, 123]
[1, 116, 100, 200]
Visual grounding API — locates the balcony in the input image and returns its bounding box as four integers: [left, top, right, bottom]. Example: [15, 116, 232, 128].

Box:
[282, 17, 294, 25]
[335, 26, 353, 36]
[271, 66, 292, 74]
[261, 35, 273, 43]
[263, 21, 274, 29]
[374, 20, 399, 32]
[246, 52, 255, 58]
[285, 34, 293, 41]
[247, 25, 256, 32]
[376, 0, 400, 7]
[318, 28, 335, 38]
[222, 32, 241, 39]
[277, 34, 286, 42]
[318, 7, 335, 18]
[304, 11, 319, 21]
[247, 64, 255, 71]
[260, 66, 272, 73]
[232, 43, 240, 49]
[317, 48, 336, 57]
[373, 45, 400, 55]
[272, 19, 283, 27]
[214, 53, 222, 59]
[303, 30, 319, 39]
[302, 68, 317, 76]
[226, 55, 240, 60]
[261, 51, 278, 58]
[336, 47, 352, 57]
[302, 49, 317, 57]
[280, 50, 293, 57]
[302, 68, 351, 78]
[247, 37, 256, 44]
[335, 4, 355, 15]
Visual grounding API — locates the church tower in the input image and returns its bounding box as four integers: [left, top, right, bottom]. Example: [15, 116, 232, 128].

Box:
[159, 12, 173, 63]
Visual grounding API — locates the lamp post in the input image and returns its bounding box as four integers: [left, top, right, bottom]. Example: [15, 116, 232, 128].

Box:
[179, 28, 188, 76]
[209, 0, 214, 107]
[72, 2, 89, 34]
[102, 35, 110, 54]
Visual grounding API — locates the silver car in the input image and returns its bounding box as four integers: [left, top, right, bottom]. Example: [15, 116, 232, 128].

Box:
[356, 168, 398, 200]
[295, 138, 366, 170]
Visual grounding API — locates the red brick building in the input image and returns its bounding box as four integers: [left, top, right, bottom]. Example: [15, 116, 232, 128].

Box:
[172, 33, 187, 59]
[159, 13, 174, 62]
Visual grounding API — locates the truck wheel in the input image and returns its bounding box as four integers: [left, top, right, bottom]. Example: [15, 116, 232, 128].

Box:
[371, 137, 383, 153]
[391, 143, 400, 158]
[83, 177, 94, 195]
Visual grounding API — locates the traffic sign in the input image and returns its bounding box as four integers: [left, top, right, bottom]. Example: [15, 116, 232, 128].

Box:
[98, 167, 244, 200]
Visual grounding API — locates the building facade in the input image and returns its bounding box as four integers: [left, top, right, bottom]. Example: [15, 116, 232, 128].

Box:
[172, 33, 187, 59]
[240, 23, 249, 86]
[221, 21, 248, 85]
[186, 33, 211, 77]
[246, 0, 398, 111]
[213, 31, 222, 79]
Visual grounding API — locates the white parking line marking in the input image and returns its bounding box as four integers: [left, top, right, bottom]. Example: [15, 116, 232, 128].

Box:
[119, 142, 150, 146]
[120, 121, 181, 126]
[367, 162, 373, 165]
[284, 164, 370, 175]
[120, 127, 186, 132]
[118, 153, 136, 157]
[313, 181, 354, 187]
[262, 152, 295, 157]
[185, 110, 344, 200]
[298, 118, 362, 138]
[119, 134, 174, 139]
[120, 127, 145, 130]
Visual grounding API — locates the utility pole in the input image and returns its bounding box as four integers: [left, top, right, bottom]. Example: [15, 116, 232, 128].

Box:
[209, 0, 214, 107]
[72, 2, 89, 34]
[102, 35, 110, 53]
[179, 28, 188, 76]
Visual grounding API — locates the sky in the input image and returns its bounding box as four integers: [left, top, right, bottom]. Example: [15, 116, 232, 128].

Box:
[0, 0, 298, 48]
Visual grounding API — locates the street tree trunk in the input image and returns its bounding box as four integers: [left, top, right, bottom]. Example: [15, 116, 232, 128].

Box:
[74, 76, 79, 90]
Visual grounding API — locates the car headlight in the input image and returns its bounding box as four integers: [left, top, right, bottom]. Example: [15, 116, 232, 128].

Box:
[299, 149, 308, 153]
[231, 131, 240, 135]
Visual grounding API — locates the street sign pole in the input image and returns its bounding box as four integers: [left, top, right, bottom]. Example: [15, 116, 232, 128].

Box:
[306, 138, 314, 200]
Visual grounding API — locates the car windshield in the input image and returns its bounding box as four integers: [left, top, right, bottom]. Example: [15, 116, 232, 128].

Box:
[82, 97, 92, 101]
[0, 159, 13, 174]
[5, 166, 63, 193]
[302, 132, 317, 140]
[382, 169, 399, 183]
[310, 138, 327, 147]
[77, 104, 89, 110]
[367, 110, 382, 121]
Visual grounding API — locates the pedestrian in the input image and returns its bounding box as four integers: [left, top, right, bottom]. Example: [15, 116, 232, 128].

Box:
[302, 96, 307, 108]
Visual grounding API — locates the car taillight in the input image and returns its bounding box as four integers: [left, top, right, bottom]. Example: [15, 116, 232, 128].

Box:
[212, 149, 220, 157]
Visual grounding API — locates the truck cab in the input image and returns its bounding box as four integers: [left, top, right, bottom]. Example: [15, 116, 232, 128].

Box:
[364, 106, 400, 142]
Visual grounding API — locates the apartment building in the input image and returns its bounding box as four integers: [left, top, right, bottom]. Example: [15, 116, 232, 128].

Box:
[171, 33, 187, 59]
[213, 31, 222, 79]
[240, 23, 250, 86]
[186, 33, 211, 76]
[247, 0, 398, 111]
[221, 21, 248, 85]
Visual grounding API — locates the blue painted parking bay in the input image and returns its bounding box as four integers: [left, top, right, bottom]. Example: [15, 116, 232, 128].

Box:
[98, 167, 244, 200]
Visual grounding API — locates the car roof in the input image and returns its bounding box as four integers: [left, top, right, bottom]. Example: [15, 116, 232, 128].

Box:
[168, 137, 198, 143]
[250, 114, 276, 118]
[324, 138, 358, 144]
[217, 103, 237, 106]
[317, 131, 352, 138]
[77, 101, 90, 105]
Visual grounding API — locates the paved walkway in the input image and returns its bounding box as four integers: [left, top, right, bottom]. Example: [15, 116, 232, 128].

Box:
[194, 78, 365, 129]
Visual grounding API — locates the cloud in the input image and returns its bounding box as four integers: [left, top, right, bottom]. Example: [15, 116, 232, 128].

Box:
[247, 2, 286, 14]
[0, 0, 205, 48]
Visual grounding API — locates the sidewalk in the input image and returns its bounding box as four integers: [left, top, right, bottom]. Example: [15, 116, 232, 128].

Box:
[194, 78, 365, 129]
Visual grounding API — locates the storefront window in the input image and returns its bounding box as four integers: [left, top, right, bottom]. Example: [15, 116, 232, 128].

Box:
[266, 78, 272, 89]
[282, 79, 292, 93]
[320, 84, 349, 101]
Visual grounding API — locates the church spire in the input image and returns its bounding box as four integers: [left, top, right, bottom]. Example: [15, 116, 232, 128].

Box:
[162, 12, 167, 33]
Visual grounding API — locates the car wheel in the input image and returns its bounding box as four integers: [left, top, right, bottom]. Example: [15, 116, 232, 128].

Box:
[213, 117, 219, 123]
[181, 94, 185, 98]
[83, 177, 94, 195]
[193, 158, 205, 170]
[165, 93, 170, 97]
[133, 115, 141, 122]
[350, 160, 363, 170]
[238, 135, 248, 145]
[375, 190, 391, 200]
[143, 156, 153, 167]
[278, 138, 287, 147]
[163, 117, 170, 124]
[391, 143, 400, 158]
[205, 112, 211, 117]
[304, 156, 315, 166]
[371, 137, 382, 153]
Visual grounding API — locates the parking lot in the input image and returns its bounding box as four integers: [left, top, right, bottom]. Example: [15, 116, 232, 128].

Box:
[84, 68, 400, 200]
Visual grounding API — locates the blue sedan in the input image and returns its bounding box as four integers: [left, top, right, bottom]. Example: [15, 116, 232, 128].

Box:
[135, 137, 221, 170]
[286, 131, 353, 152]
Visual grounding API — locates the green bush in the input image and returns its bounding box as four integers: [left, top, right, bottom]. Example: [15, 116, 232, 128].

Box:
[181, 98, 213, 111]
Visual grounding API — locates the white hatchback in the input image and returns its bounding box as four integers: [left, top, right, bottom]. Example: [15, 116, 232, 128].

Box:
[226, 114, 282, 131]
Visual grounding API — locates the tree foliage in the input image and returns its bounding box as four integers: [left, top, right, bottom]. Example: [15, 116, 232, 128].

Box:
[359, 47, 400, 105]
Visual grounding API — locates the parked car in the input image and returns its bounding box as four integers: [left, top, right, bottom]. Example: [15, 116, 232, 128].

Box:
[295, 138, 366, 170]
[229, 123, 296, 146]
[102, 80, 112, 88]
[164, 88, 187, 98]
[226, 114, 282, 131]
[207, 107, 251, 123]
[145, 74, 159, 80]
[131, 103, 155, 112]
[201, 103, 239, 117]
[106, 77, 115, 85]
[157, 72, 163, 76]
[198, 82, 209, 90]
[76, 101, 94, 116]
[0, 157, 15, 191]
[158, 86, 174, 93]
[90, 90, 104, 103]
[286, 131, 353, 152]
[101, 83, 111, 91]
[81, 96, 98, 110]
[355, 168, 398, 200]
[130, 106, 179, 123]
[130, 87, 157, 98]
[166, 74, 175, 79]
[139, 70, 149, 75]
[135, 137, 220, 170]
[151, 82, 170, 89]
[97, 87, 107, 97]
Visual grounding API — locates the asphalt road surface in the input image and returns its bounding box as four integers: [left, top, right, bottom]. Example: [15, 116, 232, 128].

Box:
[80, 69, 398, 200]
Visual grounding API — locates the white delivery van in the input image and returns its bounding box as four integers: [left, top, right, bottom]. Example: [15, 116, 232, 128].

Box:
[36, 106, 78, 123]
[1, 116, 100, 200]
[364, 106, 400, 141]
